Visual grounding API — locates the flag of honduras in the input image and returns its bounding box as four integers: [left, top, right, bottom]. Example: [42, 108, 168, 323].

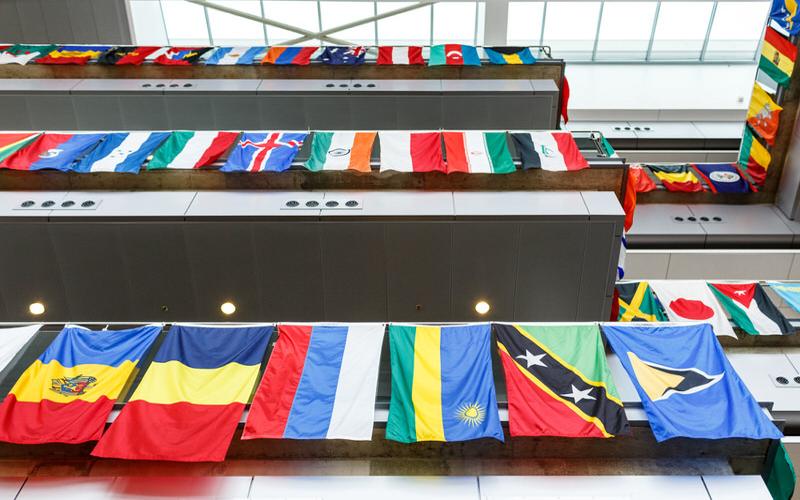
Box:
[205, 47, 266, 65]
[73, 132, 170, 173]
[221, 132, 307, 173]
[243, 324, 385, 440]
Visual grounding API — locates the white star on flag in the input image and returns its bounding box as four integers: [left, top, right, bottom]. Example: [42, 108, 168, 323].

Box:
[561, 385, 595, 403]
[516, 350, 547, 368]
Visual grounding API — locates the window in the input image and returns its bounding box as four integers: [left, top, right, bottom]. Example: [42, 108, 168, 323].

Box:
[377, 2, 432, 45]
[650, 1, 714, 60]
[595, 2, 657, 60]
[207, 0, 266, 45]
[160, 0, 211, 45]
[130, 0, 169, 45]
[542, 1, 602, 60]
[433, 2, 479, 44]
[705, 1, 770, 60]
[507, 2, 545, 46]
[262, 0, 320, 44]
[320, 1, 376, 45]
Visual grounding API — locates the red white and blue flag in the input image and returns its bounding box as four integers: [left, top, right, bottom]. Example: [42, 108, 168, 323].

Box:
[243, 324, 385, 440]
[0, 133, 105, 171]
[220, 132, 307, 172]
[318, 46, 366, 65]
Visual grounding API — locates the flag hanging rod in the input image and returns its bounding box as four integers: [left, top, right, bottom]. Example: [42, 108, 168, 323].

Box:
[183, 0, 353, 46]
[282, 0, 438, 45]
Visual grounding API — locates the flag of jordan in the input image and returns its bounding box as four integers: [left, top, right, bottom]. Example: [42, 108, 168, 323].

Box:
[707, 282, 793, 336]
[602, 323, 782, 441]
[648, 280, 736, 337]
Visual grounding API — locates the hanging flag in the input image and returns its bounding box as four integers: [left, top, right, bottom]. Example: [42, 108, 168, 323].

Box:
[0, 133, 40, 163]
[768, 281, 800, 313]
[154, 47, 211, 65]
[630, 165, 657, 193]
[36, 45, 110, 65]
[377, 46, 425, 65]
[747, 83, 782, 145]
[759, 26, 796, 88]
[147, 131, 238, 170]
[615, 282, 668, 322]
[510, 131, 589, 171]
[484, 46, 536, 65]
[318, 46, 366, 65]
[561, 76, 570, 124]
[707, 282, 794, 336]
[0, 133, 105, 171]
[0, 44, 58, 65]
[617, 233, 627, 280]
[220, 131, 307, 173]
[205, 46, 266, 65]
[493, 323, 628, 438]
[738, 127, 771, 185]
[428, 44, 481, 66]
[378, 131, 445, 173]
[305, 131, 377, 173]
[647, 280, 736, 337]
[0, 324, 161, 444]
[770, 0, 800, 35]
[72, 132, 169, 174]
[261, 46, 318, 65]
[601, 323, 783, 441]
[0, 325, 41, 374]
[691, 163, 753, 194]
[763, 442, 798, 500]
[386, 324, 503, 443]
[645, 164, 705, 192]
[92, 324, 272, 462]
[243, 324, 385, 440]
[97, 46, 161, 65]
[442, 131, 515, 174]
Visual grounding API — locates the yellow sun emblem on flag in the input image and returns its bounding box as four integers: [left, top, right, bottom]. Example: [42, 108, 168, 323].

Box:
[456, 402, 485, 427]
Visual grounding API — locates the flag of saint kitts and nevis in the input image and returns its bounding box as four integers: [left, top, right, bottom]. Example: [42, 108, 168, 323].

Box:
[386, 324, 504, 443]
[377, 46, 425, 65]
[0, 324, 161, 444]
[759, 26, 796, 88]
[92, 324, 272, 462]
[98, 46, 161, 65]
[428, 44, 481, 66]
[261, 47, 318, 65]
[147, 131, 239, 170]
[613, 281, 668, 322]
[0, 133, 40, 163]
[739, 127, 771, 185]
[707, 282, 794, 335]
[493, 324, 629, 438]
[36, 45, 110, 64]
[378, 131, 445, 172]
[484, 47, 537, 65]
[221, 132, 307, 173]
[510, 131, 589, 171]
[442, 131, 515, 174]
[0, 133, 105, 171]
[305, 131, 377, 173]
[243, 324, 385, 440]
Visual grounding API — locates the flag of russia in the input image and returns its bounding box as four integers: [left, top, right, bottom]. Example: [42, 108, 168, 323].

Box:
[0, 133, 105, 171]
[243, 324, 385, 441]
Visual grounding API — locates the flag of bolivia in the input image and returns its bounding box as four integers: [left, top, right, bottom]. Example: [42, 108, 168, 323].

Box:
[759, 27, 796, 88]
[493, 324, 629, 438]
[747, 83, 782, 145]
[738, 127, 771, 185]
[385, 324, 503, 443]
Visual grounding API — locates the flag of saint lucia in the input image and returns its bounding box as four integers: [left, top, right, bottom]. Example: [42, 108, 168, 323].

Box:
[601, 323, 782, 442]
[386, 323, 503, 443]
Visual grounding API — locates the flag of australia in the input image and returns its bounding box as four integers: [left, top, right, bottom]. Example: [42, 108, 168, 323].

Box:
[220, 132, 307, 173]
[318, 46, 366, 65]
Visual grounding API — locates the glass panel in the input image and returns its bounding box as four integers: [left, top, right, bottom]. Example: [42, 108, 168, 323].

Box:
[507, 2, 544, 46]
[207, 0, 266, 45]
[161, 0, 211, 45]
[433, 2, 477, 44]
[262, 0, 321, 45]
[595, 1, 657, 60]
[377, 2, 432, 45]
[476, 1, 485, 45]
[650, 1, 714, 60]
[542, 1, 601, 60]
[320, 1, 376, 45]
[130, 0, 169, 45]
[705, 1, 770, 61]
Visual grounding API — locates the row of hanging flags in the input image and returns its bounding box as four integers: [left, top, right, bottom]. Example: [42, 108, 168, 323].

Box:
[0, 44, 538, 67]
[0, 130, 589, 174]
[0, 321, 781, 462]
[613, 280, 800, 337]
[625, 163, 757, 194]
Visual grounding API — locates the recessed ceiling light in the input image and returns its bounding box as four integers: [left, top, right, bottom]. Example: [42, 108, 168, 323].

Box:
[29, 302, 45, 315]
[474, 301, 490, 315]
[220, 302, 236, 315]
